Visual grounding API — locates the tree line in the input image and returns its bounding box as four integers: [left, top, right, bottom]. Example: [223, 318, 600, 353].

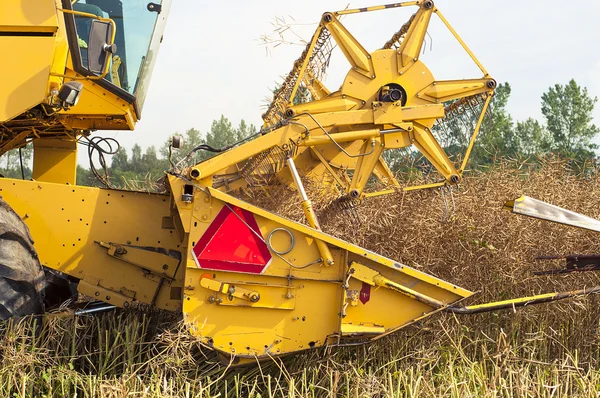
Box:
[0, 79, 597, 186]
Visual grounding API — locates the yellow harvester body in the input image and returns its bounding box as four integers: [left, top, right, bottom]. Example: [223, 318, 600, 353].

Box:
[1, 0, 507, 362]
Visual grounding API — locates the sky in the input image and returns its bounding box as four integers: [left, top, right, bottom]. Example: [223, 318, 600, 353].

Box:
[101, 0, 600, 159]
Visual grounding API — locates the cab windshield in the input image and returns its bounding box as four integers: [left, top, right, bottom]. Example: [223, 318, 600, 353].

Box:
[73, 0, 162, 95]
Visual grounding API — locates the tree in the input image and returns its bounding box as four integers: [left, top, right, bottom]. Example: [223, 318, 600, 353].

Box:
[541, 79, 599, 157]
[0, 145, 33, 179]
[205, 115, 236, 151]
[513, 118, 551, 155]
[471, 83, 515, 164]
[130, 144, 143, 173]
[111, 147, 129, 172]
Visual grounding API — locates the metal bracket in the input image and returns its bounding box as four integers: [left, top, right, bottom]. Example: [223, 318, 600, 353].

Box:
[95, 241, 181, 280]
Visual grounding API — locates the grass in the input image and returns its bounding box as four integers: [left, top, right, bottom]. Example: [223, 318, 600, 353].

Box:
[3, 304, 600, 397]
[5, 157, 600, 397]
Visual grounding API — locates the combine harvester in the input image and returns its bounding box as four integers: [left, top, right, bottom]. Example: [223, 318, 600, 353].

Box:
[1, 0, 597, 363]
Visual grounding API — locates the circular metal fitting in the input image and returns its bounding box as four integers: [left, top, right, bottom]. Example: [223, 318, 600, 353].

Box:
[349, 189, 360, 199]
[190, 168, 200, 179]
[323, 12, 334, 23]
[449, 174, 460, 184]
[285, 108, 295, 118]
[487, 79, 497, 89]
[423, 0, 434, 9]
[267, 228, 295, 255]
[249, 292, 261, 303]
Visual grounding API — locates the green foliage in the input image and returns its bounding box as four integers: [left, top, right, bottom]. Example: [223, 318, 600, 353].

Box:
[541, 79, 599, 157]
[428, 80, 598, 174]
[0, 145, 32, 180]
[513, 118, 552, 155]
[471, 83, 516, 164]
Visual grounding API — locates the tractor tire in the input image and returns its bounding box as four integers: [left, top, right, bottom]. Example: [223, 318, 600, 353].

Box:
[0, 198, 45, 319]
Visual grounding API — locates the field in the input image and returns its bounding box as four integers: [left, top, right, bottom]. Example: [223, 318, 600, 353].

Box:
[3, 159, 600, 397]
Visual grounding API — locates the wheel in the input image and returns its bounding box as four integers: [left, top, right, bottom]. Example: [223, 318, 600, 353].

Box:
[0, 198, 45, 319]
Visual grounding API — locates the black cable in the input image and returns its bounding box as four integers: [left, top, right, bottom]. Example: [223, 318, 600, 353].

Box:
[77, 136, 120, 187]
[18, 147, 24, 180]
[177, 131, 262, 168]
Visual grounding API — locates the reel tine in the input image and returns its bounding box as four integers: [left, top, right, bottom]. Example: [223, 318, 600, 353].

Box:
[332, 195, 362, 225]
[241, 142, 299, 187]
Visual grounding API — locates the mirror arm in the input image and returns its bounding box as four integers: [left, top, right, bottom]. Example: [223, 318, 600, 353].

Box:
[54, 8, 117, 80]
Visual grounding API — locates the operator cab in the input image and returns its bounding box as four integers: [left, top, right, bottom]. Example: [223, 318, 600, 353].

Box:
[65, 0, 170, 115]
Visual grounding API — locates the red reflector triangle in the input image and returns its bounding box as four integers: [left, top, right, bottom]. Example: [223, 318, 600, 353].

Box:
[192, 205, 272, 274]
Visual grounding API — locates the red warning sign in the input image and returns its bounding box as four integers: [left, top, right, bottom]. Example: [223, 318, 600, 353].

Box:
[192, 205, 272, 274]
[359, 283, 371, 304]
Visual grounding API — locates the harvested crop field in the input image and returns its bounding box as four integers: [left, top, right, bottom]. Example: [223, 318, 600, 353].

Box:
[4, 159, 600, 397]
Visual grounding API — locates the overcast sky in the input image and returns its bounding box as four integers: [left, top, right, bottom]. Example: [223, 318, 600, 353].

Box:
[103, 0, 600, 157]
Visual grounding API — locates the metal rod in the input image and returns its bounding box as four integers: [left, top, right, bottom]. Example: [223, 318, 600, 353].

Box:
[286, 156, 335, 266]
[286, 157, 309, 202]
[374, 275, 446, 309]
[75, 303, 116, 315]
[447, 286, 600, 315]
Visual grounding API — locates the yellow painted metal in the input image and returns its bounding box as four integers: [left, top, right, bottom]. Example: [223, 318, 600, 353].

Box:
[373, 158, 401, 188]
[348, 139, 385, 196]
[0, 0, 143, 159]
[287, 25, 324, 108]
[0, 0, 58, 30]
[0, 178, 185, 311]
[397, 3, 433, 68]
[434, 8, 489, 77]
[364, 189, 396, 198]
[200, 1, 494, 198]
[32, 138, 78, 184]
[417, 79, 494, 103]
[341, 323, 385, 335]
[304, 70, 330, 101]
[0, 0, 500, 362]
[96, 241, 180, 280]
[200, 276, 261, 303]
[351, 262, 447, 309]
[411, 124, 459, 182]
[287, 156, 335, 266]
[0, 34, 56, 122]
[461, 93, 492, 172]
[169, 177, 472, 359]
[335, 2, 419, 16]
[323, 15, 374, 78]
[299, 129, 380, 147]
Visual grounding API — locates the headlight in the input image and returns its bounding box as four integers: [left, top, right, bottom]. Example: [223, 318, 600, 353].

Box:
[58, 81, 84, 107]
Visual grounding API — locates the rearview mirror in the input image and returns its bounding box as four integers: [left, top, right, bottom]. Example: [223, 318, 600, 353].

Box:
[87, 20, 116, 76]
